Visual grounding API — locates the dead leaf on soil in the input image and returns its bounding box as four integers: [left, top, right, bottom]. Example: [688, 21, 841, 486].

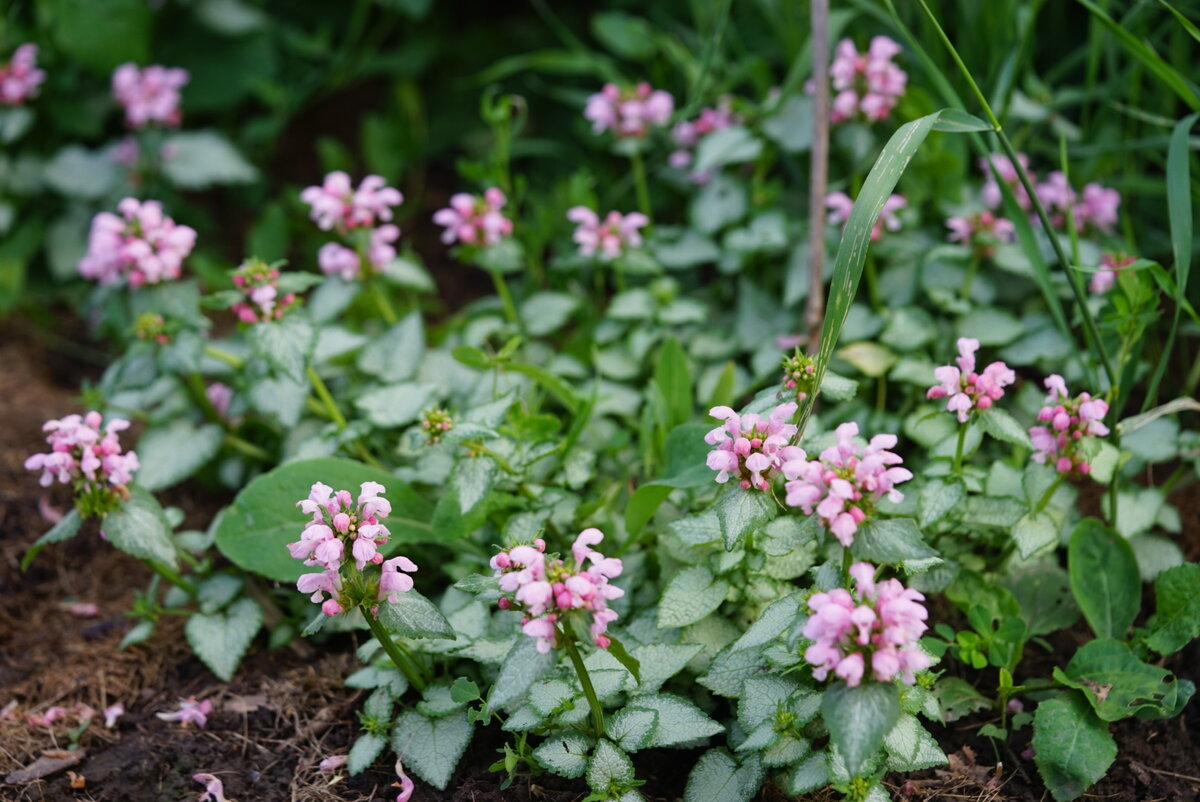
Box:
[67, 770, 86, 789]
[5, 748, 85, 783]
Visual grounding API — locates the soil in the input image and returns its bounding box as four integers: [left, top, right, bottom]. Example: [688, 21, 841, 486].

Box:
[1, 317, 1198, 802]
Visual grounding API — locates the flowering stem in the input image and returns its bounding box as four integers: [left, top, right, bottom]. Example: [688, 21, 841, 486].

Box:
[1034, 476, 1064, 514]
[629, 150, 652, 224]
[306, 366, 384, 469]
[223, 433, 272, 462]
[366, 611, 427, 693]
[203, 345, 244, 369]
[489, 270, 524, 336]
[368, 277, 399, 325]
[960, 249, 981, 299]
[149, 561, 197, 597]
[561, 630, 606, 738]
[952, 423, 968, 474]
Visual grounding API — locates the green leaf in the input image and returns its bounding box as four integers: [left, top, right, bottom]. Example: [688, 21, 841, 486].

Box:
[715, 488, 776, 551]
[928, 108, 993, 132]
[606, 635, 642, 686]
[694, 126, 763, 173]
[136, 420, 224, 491]
[347, 732, 386, 776]
[533, 732, 593, 778]
[120, 619, 156, 649]
[934, 677, 991, 722]
[918, 477, 965, 528]
[784, 752, 829, 795]
[391, 710, 474, 790]
[42, 146, 119, 200]
[355, 381, 438, 428]
[1013, 511, 1058, 559]
[683, 749, 764, 802]
[690, 174, 747, 234]
[836, 341, 898, 378]
[1053, 638, 1191, 721]
[161, 130, 257, 189]
[43, 0, 149, 70]
[22, 510, 82, 570]
[489, 637, 555, 710]
[184, 597, 262, 682]
[654, 338, 693, 431]
[376, 590, 456, 641]
[105, 487, 178, 569]
[851, 518, 938, 566]
[607, 707, 659, 752]
[635, 693, 724, 747]
[197, 573, 243, 614]
[357, 311, 425, 381]
[586, 739, 635, 791]
[883, 713, 947, 771]
[762, 94, 813, 152]
[976, 407, 1033, 447]
[698, 643, 768, 697]
[1144, 563, 1200, 655]
[528, 678, 573, 717]
[1003, 564, 1079, 637]
[737, 675, 802, 731]
[955, 308, 1024, 346]
[1032, 693, 1117, 802]
[658, 566, 730, 628]
[214, 458, 434, 583]
[1068, 518, 1140, 639]
[822, 681, 900, 775]
[248, 312, 316, 381]
[591, 10, 655, 59]
[625, 423, 714, 534]
[732, 593, 803, 652]
[521, 291, 579, 336]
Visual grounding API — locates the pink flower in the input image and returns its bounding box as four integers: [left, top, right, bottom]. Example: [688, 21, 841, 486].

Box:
[319, 755, 348, 773]
[1036, 171, 1076, 228]
[980, 153, 1033, 211]
[782, 423, 912, 547]
[112, 63, 189, 128]
[945, 210, 1015, 256]
[704, 403, 802, 490]
[1029, 376, 1109, 475]
[317, 242, 361, 281]
[230, 260, 297, 323]
[78, 198, 196, 287]
[300, 172, 403, 233]
[394, 760, 415, 802]
[1074, 182, 1120, 233]
[25, 411, 139, 499]
[804, 563, 930, 687]
[822, 37, 907, 123]
[669, 97, 739, 183]
[0, 44, 46, 106]
[1090, 252, 1136, 295]
[62, 601, 101, 617]
[378, 556, 417, 604]
[926, 337, 1016, 423]
[194, 773, 230, 802]
[584, 82, 674, 138]
[27, 706, 67, 727]
[103, 703, 125, 728]
[205, 383, 234, 417]
[157, 698, 213, 728]
[826, 192, 905, 242]
[433, 188, 514, 247]
[566, 207, 648, 260]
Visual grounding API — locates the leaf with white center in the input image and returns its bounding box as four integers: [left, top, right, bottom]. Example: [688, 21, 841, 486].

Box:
[106, 487, 178, 568]
[381, 257, 436, 292]
[489, 636, 555, 710]
[345, 666, 407, 697]
[533, 732, 593, 779]
[197, 574, 243, 614]
[521, 291, 579, 336]
[1014, 511, 1059, 558]
[355, 382, 438, 428]
[586, 739, 635, 792]
[763, 94, 813, 152]
[588, 668, 630, 702]
[956, 307, 1024, 346]
[607, 707, 659, 752]
[658, 566, 730, 629]
[377, 591, 455, 642]
[501, 705, 540, 731]
[456, 456, 497, 514]
[417, 682, 468, 718]
[347, 733, 386, 776]
[136, 420, 224, 491]
[161, 130, 257, 188]
[851, 518, 937, 567]
[883, 713, 947, 771]
[737, 675, 801, 731]
[735, 722, 780, 752]
[44, 145, 119, 199]
[628, 644, 702, 693]
[635, 693, 723, 747]
[919, 477, 965, 528]
[357, 311, 425, 381]
[22, 510, 82, 569]
[977, 407, 1033, 448]
[822, 681, 900, 776]
[731, 593, 802, 652]
[784, 752, 829, 795]
[391, 710, 474, 790]
[683, 749, 764, 802]
[698, 643, 768, 697]
[529, 679, 573, 717]
[248, 312, 316, 382]
[763, 734, 810, 767]
[246, 374, 307, 426]
[184, 597, 262, 682]
[694, 126, 763, 173]
[715, 488, 776, 550]
[963, 495, 1027, 528]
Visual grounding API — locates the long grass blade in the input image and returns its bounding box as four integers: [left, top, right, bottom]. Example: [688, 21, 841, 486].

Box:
[1159, 0, 1200, 45]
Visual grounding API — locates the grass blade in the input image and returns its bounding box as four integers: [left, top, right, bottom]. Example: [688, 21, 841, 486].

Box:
[1159, 0, 1200, 45]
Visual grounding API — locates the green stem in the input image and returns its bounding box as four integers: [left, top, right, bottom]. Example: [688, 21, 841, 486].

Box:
[365, 612, 426, 693]
[149, 561, 197, 597]
[952, 422, 968, 474]
[224, 433, 272, 462]
[306, 366, 348, 428]
[203, 345, 244, 369]
[630, 149, 652, 224]
[562, 630, 605, 738]
[1034, 476, 1064, 514]
[841, 547, 853, 585]
[369, 277, 399, 325]
[490, 270, 524, 336]
[960, 249, 981, 300]
[472, 447, 518, 475]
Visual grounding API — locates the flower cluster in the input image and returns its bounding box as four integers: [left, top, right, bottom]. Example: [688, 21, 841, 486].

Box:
[133, 312, 171, 345]
[230, 259, 297, 323]
[804, 562, 931, 687]
[1090, 252, 1136, 295]
[826, 192, 905, 242]
[566, 207, 648, 261]
[945, 210, 1016, 256]
[780, 350, 817, 403]
[289, 482, 417, 616]
[781, 423, 912, 547]
[824, 37, 907, 123]
[420, 408, 453, 444]
[206, 383, 234, 417]
[926, 337, 1016, 423]
[78, 198, 197, 287]
[980, 153, 1033, 211]
[669, 98, 739, 182]
[1029, 375, 1110, 475]
[704, 402, 802, 491]
[302, 172, 404, 281]
[0, 44, 45, 106]
[25, 412, 139, 513]
[584, 82, 674, 138]
[112, 63, 189, 129]
[490, 530, 624, 653]
[980, 153, 1120, 233]
[433, 188, 514, 247]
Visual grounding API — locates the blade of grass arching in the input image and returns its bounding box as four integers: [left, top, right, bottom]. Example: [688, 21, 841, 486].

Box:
[1159, 0, 1200, 44]
[991, 0, 1046, 120]
[678, 0, 733, 121]
[1142, 112, 1199, 410]
[797, 109, 992, 436]
[1074, 0, 1200, 112]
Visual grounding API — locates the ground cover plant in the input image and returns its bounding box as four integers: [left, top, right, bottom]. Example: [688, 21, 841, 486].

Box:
[2, 1, 1199, 800]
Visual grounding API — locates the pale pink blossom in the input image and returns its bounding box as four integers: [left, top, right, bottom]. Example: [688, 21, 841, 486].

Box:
[157, 698, 213, 728]
[669, 97, 739, 182]
[1029, 376, 1110, 475]
[317, 242, 361, 281]
[27, 706, 67, 727]
[566, 207, 648, 260]
[300, 172, 403, 232]
[206, 383, 233, 417]
[78, 198, 196, 287]
[378, 556, 417, 604]
[0, 44, 45, 106]
[194, 773, 230, 802]
[945, 210, 1015, 256]
[782, 423, 912, 547]
[980, 153, 1033, 211]
[821, 37, 907, 123]
[1090, 252, 1136, 295]
[25, 411, 139, 497]
[704, 402, 802, 491]
[395, 759, 415, 802]
[1036, 171, 1076, 228]
[584, 82, 674, 138]
[1074, 182, 1120, 233]
[826, 192, 905, 242]
[926, 337, 1016, 423]
[61, 601, 101, 617]
[319, 755, 348, 772]
[433, 188, 513, 247]
[103, 703, 125, 728]
[804, 562, 930, 687]
[112, 63, 189, 128]
[231, 261, 297, 323]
